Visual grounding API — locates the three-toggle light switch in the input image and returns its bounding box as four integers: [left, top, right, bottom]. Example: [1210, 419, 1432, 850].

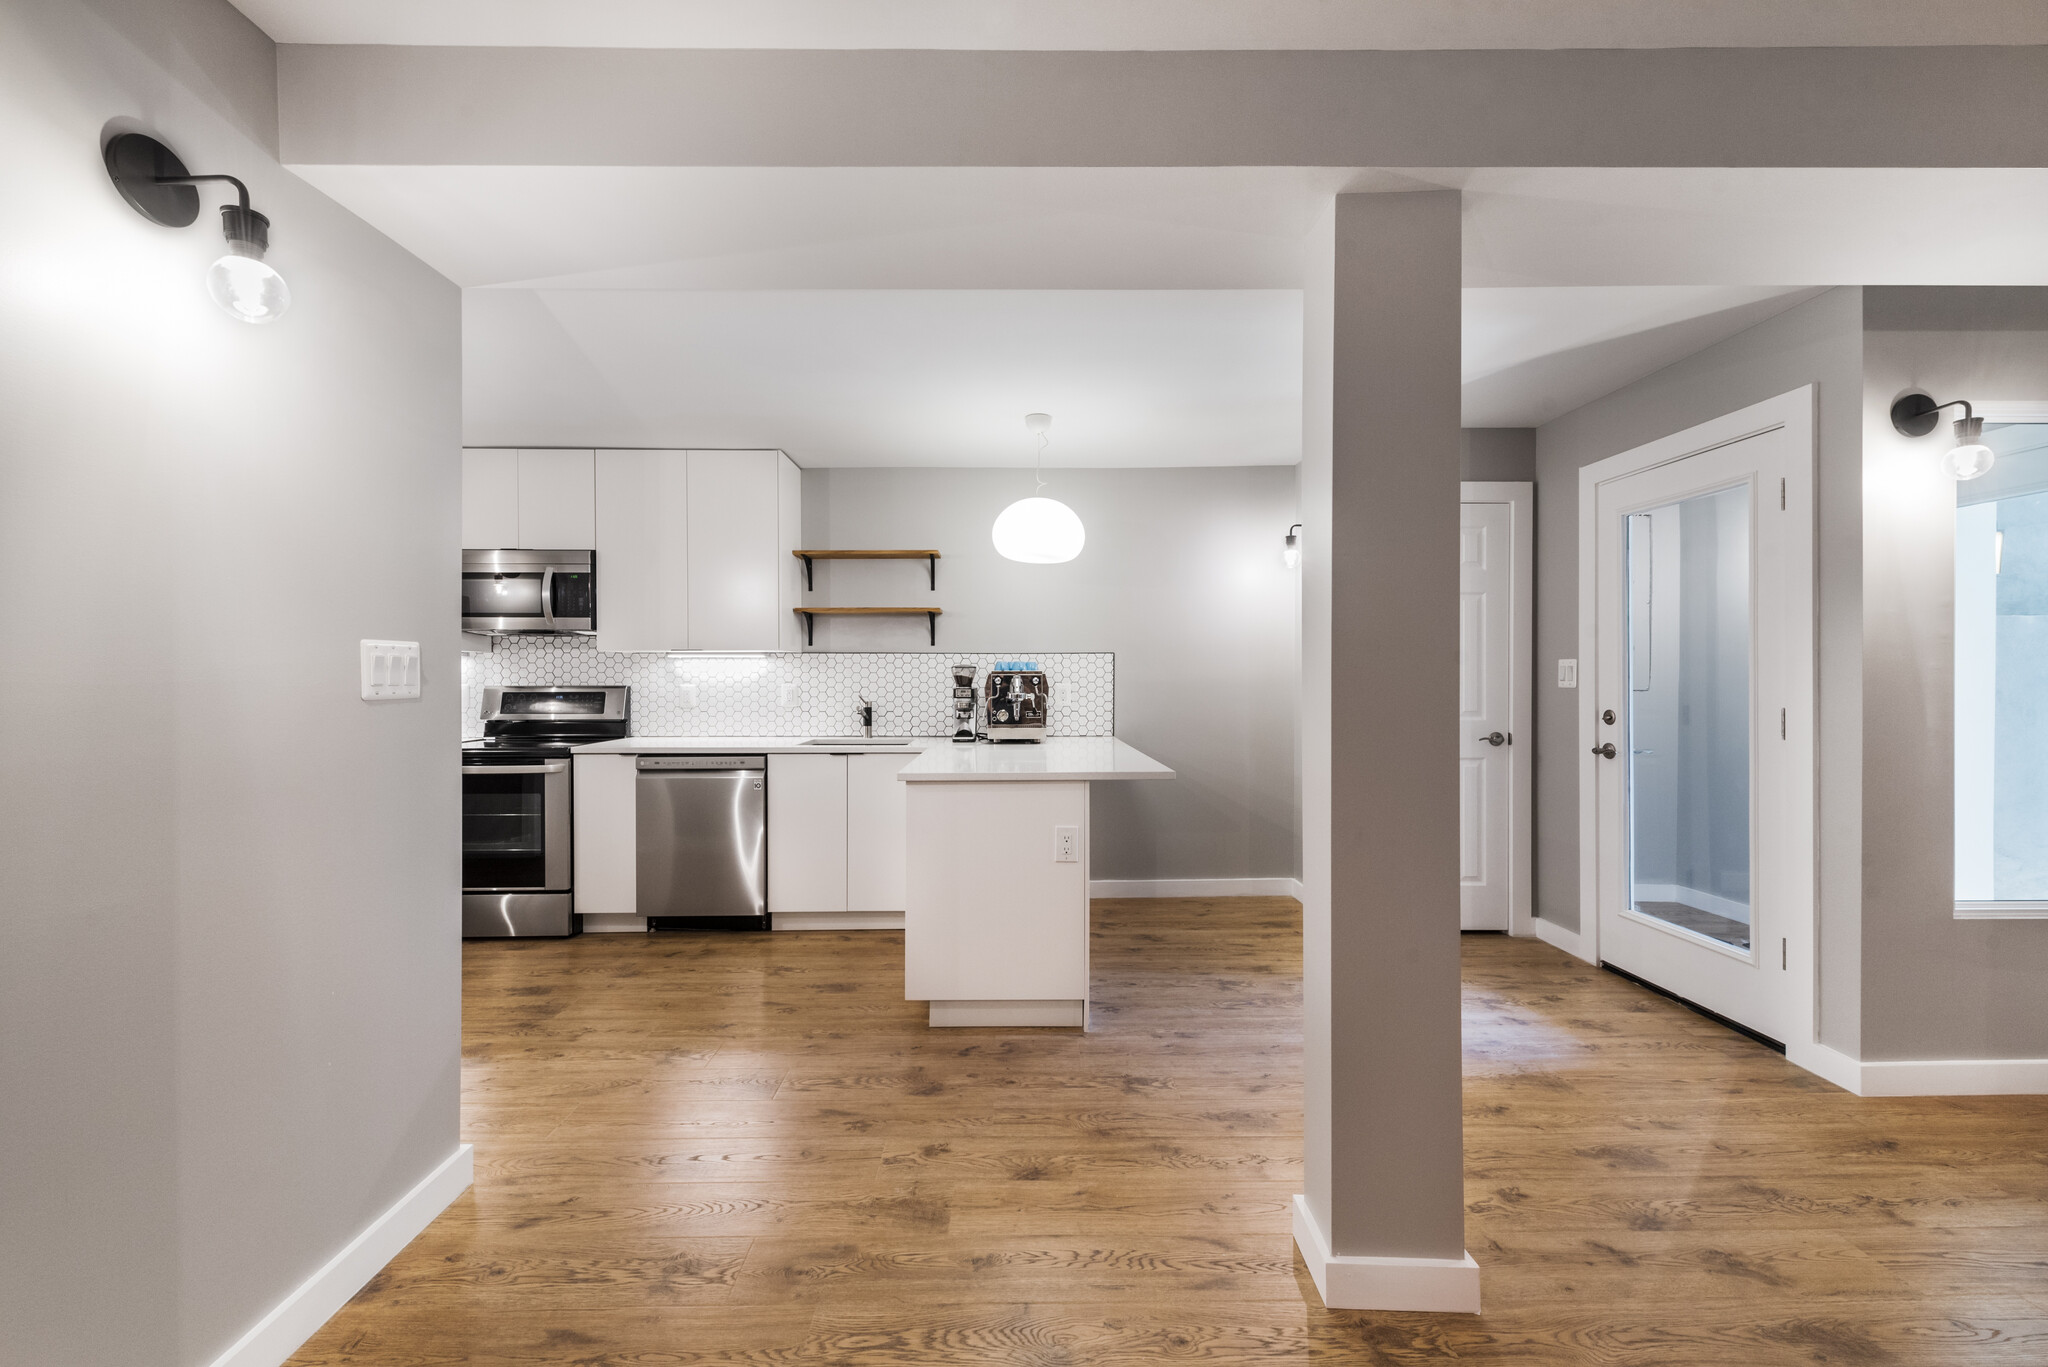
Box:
[359, 640, 421, 700]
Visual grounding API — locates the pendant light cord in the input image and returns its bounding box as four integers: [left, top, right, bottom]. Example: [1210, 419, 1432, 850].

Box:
[1035, 430, 1047, 494]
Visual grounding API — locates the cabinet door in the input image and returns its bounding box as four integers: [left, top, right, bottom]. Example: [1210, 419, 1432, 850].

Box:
[778, 452, 805, 650]
[687, 451, 782, 651]
[846, 752, 912, 912]
[594, 450, 689, 653]
[573, 754, 637, 916]
[517, 449, 596, 548]
[462, 449, 520, 548]
[768, 754, 847, 913]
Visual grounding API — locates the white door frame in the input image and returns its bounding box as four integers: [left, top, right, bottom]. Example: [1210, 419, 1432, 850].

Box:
[1574, 387, 1818, 1057]
[1462, 481, 1534, 938]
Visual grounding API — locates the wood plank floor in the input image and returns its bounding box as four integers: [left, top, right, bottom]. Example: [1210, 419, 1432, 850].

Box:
[290, 898, 2048, 1365]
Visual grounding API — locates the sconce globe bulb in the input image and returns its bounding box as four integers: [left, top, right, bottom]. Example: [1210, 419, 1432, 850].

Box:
[206, 244, 289, 324]
[1943, 443, 1996, 481]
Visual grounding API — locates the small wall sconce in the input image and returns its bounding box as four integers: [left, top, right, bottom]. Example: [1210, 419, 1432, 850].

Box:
[1282, 523, 1302, 569]
[103, 132, 290, 324]
[1891, 392, 1994, 481]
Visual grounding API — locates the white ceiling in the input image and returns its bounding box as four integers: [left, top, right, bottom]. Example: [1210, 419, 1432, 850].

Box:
[232, 0, 2048, 50]
[285, 164, 2048, 459]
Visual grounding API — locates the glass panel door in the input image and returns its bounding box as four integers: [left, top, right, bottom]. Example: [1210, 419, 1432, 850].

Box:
[1624, 483, 1753, 950]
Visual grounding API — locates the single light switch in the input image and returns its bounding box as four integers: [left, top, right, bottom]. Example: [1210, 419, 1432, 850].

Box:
[1557, 658, 1578, 689]
[1053, 825, 1080, 863]
[360, 640, 421, 700]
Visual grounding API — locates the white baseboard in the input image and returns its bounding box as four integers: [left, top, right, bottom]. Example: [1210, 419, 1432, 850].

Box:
[1788, 1042, 2048, 1096]
[1529, 914, 1593, 964]
[581, 913, 647, 933]
[205, 1144, 472, 1367]
[1291, 1195, 1480, 1313]
[1088, 877, 1304, 899]
[774, 911, 905, 931]
[928, 998, 1086, 1028]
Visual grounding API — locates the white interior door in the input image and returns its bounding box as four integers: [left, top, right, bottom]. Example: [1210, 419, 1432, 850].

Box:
[1460, 499, 1514, 930]
[1584, 395, 1813, 1046]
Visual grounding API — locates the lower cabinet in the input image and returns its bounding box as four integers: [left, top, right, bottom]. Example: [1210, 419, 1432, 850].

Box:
[572, 753, 639, 924]
[768, 751, 913, 916]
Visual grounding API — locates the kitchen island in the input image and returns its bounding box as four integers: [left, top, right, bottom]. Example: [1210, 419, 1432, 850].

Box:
[898, 737, 1173, 1028]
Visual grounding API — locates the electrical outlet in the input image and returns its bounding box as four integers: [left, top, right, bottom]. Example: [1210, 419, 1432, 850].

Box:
[1557, 658, 1578, 689]
[359, 640, 420, 700]
[777, 682, 799, 708]
[680, 683, 700, 708]
[1053, 826, 1080, 863]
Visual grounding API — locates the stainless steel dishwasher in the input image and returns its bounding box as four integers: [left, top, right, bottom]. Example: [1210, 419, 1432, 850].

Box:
[636, 756, 767, 919]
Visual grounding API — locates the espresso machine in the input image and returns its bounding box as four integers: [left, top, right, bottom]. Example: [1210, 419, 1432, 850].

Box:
[984, 663, 1048, 742]
[950, 663, 979, 742]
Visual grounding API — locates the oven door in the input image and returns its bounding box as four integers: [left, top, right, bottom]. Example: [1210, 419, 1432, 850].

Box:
[462, 761, 571, 892]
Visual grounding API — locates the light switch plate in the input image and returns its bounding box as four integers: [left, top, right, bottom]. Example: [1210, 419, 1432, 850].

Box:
[360, 640, 421, 700]
[777, 682, 799, 708]
[680, 683, 700, 707]
[1053, 825, 1080, 863]
[1557, 658, 1578, 689]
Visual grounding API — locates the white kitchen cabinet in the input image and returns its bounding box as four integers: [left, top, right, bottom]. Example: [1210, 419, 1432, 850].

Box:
[768, 754, 849, 913]
[572, 753, 642, 929]
[462, 448, 595, 549]
[516, 449, 595, 548]
[847, 752, 913, 912]
[461, 449, 520, 548]
[591, 449, 801, 654]
[593, 450, 690, 654]
[687, 450, 783, 651]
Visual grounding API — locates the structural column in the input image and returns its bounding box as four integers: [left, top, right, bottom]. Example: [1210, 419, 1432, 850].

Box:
[1295, 190, 1477, 1311]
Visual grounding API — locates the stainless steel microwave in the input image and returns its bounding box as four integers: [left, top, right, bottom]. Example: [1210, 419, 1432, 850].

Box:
[462, 549, 595, 634]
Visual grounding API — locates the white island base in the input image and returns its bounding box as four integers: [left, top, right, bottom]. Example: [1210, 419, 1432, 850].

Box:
[900, 739, 1173, 1029]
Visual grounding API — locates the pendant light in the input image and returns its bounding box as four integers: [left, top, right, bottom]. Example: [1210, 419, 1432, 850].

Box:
[992, 412, 1086, 563]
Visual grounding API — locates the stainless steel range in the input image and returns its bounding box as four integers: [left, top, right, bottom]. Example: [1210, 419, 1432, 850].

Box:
[461, 685, 628, 937]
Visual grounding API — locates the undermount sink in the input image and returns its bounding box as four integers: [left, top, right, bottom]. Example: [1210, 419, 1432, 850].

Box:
[801, 737, 912, 746]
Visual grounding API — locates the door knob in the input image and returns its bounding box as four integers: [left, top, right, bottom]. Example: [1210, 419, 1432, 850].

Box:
[1481, 732, 1506, 747]
[1591, 742, 1617, 759]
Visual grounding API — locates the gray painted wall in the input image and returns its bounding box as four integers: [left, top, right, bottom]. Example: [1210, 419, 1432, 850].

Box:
[1301, 192, 1466, 1261]
[277, 45, 2048, 169]
[802, 465, 1300, 884]
[1532, 288, 1866, 1052]
[1860, 288, 2048, 1061]
[1461, 427, 1538, 483]
[0, 3, 463, 1363]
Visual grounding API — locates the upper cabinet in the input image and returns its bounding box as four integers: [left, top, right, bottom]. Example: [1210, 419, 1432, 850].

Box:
[461, 448, 595, 549]
[594, 449, 801, 653]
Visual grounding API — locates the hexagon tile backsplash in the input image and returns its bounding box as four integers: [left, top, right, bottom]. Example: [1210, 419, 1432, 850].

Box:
[460, 638, 1115, 740]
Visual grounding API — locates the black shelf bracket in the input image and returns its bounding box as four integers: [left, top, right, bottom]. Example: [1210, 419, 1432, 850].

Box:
[799, 609, 814, 647]
[926, 553, 937, 591]
[799, 553, 815, 592]
[927, 609, 937, 645]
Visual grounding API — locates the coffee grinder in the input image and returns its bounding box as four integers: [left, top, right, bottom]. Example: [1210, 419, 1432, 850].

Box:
[949, 663, 979, 742]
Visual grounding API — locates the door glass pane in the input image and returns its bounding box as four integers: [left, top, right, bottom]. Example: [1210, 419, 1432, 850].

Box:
[1625, 484, 1752, 949]
[1955, 423, 2048, 902]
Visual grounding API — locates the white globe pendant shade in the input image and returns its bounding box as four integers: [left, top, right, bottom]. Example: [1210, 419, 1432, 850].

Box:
[992, 496, 1086, 564]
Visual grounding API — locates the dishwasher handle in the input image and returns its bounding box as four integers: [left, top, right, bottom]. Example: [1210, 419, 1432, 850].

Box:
[637, 755, 766, 771]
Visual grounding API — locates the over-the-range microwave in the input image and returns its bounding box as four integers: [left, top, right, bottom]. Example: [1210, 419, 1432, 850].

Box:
[462, 549, 595, 634]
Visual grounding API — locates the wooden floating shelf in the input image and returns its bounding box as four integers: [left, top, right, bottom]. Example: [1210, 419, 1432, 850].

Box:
[793, 549, 940, 591]
[793, 606, 943, 646]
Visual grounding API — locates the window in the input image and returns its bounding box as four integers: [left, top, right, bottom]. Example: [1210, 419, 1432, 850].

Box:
[1954, 420, 2048, 912]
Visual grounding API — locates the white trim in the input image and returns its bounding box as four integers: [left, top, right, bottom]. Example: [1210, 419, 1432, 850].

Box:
[580, 913, 647, 933]
[1290, 1195, 1480, 1313]
[205, 1144, 473, 1367]
[1633, 882, 1752, 925]
[1530, 913, 1593, 964]
[1973, 402, 2048, 424]
[1955, 902, 2048, 919]
[928, 998, 1085, 1028]
[1786, 1042, 2048, 1096]
[1462, 480, 1536, 939]
[1576, 386, 1819, 1070]
[1088, 877, 1303, 899]
[773, 911, 906, 930]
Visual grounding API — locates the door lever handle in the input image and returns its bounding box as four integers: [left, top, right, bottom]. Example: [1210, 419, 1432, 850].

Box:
[1481, 732, 1506, 747]
[1591, 743, 1617, 759]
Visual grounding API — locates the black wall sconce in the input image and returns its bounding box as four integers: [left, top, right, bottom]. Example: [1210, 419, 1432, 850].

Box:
[103, 132, 290, 324]
[1891, 392, 1994, 480]
[1282, 523, 1302, 569]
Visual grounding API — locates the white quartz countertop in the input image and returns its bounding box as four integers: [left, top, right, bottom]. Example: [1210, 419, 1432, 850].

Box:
[897, 737, 1173, 782]
[571, 737, 932, 756]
